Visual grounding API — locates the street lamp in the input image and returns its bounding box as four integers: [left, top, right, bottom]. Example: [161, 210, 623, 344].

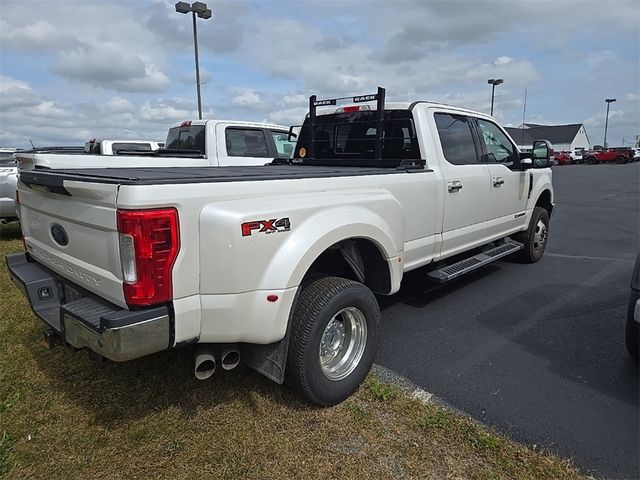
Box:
[487, 79, 503, 116]
[603, 98, 616, 148]
[175, 1, 212, 120]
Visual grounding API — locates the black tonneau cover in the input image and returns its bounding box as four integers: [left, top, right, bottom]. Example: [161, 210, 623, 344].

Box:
[20, 164, 425, 189]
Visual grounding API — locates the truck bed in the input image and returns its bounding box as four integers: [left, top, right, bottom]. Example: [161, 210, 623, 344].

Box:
[21, 164, 416, 187]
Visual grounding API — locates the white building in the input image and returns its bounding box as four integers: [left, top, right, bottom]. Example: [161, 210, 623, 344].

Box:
[505, 123, 590, 152]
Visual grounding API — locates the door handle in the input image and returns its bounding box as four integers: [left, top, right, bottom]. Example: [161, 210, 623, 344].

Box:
[492, 177, 504, 187]
[448, 181, 463, 193]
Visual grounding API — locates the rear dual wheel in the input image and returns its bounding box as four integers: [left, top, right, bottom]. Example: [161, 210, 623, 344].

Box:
[286, 276, 380, 406]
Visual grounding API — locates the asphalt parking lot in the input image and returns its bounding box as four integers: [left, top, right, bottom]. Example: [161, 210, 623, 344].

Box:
[377, 163, 639, 479]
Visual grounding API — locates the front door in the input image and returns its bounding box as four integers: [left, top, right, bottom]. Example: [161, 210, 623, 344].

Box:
[434, 111, 491, 258]
[475, 118, 529, 239]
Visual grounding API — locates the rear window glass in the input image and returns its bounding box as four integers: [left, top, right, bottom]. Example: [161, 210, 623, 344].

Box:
[165, 125, 206, 154]
[225, 128, 270, 158]
[0, 152, 15, 166]
[295, 110, 420, 165]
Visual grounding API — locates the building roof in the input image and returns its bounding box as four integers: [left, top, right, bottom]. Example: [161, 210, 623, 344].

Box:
[505, 124, 583, 147]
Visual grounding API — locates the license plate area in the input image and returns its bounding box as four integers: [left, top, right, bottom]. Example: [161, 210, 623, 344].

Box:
[64, 284, 82, 303]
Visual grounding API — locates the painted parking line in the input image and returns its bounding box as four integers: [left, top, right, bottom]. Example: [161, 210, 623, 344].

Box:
[546, 252, 636, 264]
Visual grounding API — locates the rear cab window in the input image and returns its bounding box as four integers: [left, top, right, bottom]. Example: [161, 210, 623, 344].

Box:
[294, 110, 420, 166]
[111, 143, 153, 154]
[165, 125, 206, 154]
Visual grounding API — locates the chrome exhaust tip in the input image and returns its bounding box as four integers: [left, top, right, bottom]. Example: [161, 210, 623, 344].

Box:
[220, 346, 241, 371]
[194, 351, 217, 380]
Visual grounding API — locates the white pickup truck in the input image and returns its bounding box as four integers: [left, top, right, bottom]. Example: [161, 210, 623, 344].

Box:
[7, 88, 554, 405]
[15, 120, 295, 170]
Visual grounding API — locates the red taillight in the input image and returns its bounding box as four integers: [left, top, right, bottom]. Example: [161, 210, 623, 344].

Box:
[342, 106, 360, 113]
[117, 208, 180, 307]
[180, 120, 192, 127]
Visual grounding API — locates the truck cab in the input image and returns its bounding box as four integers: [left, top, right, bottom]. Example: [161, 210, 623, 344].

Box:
[165, 120, 296, 166]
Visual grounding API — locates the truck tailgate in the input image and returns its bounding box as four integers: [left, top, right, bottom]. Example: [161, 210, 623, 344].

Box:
[18, 179, 125, 307]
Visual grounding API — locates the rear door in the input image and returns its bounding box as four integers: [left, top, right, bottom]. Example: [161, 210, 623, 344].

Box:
[18, 178, 126, 307]
[433, 111, 491, 258]
[474, 117, 528, 238]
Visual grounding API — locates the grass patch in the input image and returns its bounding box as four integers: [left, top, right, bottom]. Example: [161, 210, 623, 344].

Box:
[0, 221, 585, 479]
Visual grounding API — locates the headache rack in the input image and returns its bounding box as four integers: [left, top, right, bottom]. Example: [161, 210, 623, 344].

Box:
[272, 86, 425, 170]
[308, 87, 387, 162]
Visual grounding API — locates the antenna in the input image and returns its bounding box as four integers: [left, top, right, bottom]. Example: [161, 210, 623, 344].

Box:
[521, 88, 527, 149]
[29, 138, 35, 149]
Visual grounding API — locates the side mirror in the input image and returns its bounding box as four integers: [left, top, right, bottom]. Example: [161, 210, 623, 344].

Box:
[531, 139, 553, 168]
[287, 126, 298, 142]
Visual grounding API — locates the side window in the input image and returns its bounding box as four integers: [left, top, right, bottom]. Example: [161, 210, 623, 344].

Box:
[270, 131, 296, 158]
[225, 128, 270, 158]
[476, 119, 517, 164]
[434, 113, 479, 165]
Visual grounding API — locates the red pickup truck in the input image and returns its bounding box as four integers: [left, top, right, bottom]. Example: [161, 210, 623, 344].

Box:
[584, 147, 634, 164]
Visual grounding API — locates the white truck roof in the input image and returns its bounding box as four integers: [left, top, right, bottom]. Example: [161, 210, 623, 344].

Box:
[314, 101, 494, 120]
[169, 119, 290, 130]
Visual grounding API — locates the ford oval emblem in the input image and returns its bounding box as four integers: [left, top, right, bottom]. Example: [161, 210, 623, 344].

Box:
[50, 223, 69, 246]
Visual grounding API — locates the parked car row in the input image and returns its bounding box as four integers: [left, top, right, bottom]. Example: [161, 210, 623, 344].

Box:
[551, 147, 638, 166]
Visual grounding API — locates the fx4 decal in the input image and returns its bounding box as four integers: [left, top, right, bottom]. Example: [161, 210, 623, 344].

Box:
[242, 218, 291, 237]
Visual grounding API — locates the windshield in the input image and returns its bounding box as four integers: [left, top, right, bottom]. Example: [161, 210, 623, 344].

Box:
[165, 125, 206, 154]
[0, 152, 16, 167]
[294, 110, 419, 166]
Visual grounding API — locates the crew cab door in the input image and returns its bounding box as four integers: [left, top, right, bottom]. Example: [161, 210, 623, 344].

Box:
[433, 111, 491, 257]
[473, 118, 528, 238]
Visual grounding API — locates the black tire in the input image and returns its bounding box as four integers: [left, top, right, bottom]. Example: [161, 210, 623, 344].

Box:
[615, 156, 626, 164]
[626, 302, 639, 362]
[513, 207, 549, 263]
[285, 276, 380, 406]
[586, 156, 597, 165]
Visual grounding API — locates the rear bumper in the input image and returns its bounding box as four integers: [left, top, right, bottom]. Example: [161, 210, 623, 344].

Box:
[7, 252, 171, 362]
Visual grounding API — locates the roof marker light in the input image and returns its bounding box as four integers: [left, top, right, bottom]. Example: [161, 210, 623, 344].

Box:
[335, 105, 371, 114]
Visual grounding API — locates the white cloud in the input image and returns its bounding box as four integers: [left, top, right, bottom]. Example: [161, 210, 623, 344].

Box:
[231, 88, 262, 107]
[0, 19, 76, 51]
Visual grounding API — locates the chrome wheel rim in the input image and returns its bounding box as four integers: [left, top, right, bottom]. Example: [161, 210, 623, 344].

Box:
[533, 219, 548, 254]
[319, 307, 367, 381]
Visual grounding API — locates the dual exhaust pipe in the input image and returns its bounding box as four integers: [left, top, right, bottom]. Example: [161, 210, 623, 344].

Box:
[194, 345, 241, 380]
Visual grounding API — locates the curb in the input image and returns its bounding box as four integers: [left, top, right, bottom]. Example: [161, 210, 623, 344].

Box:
[371, 364, 465, 416]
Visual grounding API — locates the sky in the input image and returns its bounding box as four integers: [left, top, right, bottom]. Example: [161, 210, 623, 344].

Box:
[0, 0, 638, 149]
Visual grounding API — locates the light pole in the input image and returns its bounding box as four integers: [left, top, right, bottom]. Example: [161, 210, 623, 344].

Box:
[487, 78, 503, 116]
[603, 98, 616, 148]
[175, 1, 212, 120]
